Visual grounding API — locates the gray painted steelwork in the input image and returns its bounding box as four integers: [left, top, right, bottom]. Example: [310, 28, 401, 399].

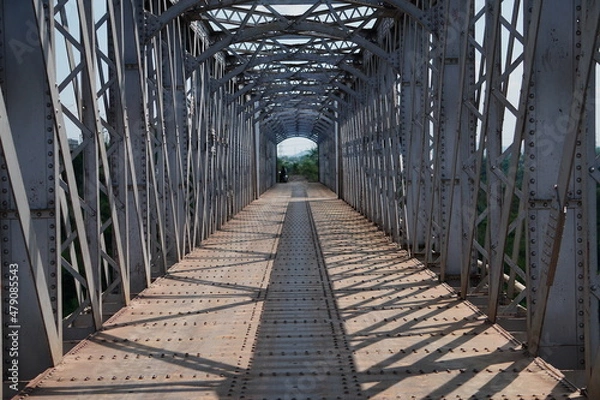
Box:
[15, 183, 584, 399]
[0, 0, 598, 397]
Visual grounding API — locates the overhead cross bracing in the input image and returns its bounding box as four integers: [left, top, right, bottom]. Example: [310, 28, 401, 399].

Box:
[1, 0, 600, 398]
[180, 0, 394, 144]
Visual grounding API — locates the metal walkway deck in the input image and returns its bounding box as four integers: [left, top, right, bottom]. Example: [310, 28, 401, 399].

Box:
[19, 183, 581, 399]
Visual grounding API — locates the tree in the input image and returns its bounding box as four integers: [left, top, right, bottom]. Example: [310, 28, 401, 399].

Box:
[277, 147, 319, 181]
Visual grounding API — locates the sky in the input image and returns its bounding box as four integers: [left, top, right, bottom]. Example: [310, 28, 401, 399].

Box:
[277, 137, 317, 157]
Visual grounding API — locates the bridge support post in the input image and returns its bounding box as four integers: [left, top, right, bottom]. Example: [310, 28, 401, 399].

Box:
[253, 110, 260, 199]
[0, 0, 61, 384]
[585, 76, 600, 396]
[400, 17, 428, 253]
[336, 110, 342, 197]
[437, 1, 474, 279]
[161, 19, 187, 263]
[118, 0, 152, 293]
[523, 0, 593, 369]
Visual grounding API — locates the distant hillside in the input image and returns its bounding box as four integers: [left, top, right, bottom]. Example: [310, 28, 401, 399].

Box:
[280, 149, 313, 161]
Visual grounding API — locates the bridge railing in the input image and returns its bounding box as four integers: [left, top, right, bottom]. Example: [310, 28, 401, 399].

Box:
[337, 0, 600, 392]
[0, 0, 268, 389]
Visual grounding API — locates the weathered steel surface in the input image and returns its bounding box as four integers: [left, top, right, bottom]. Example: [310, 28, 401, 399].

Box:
[17, 185, 289, 399]
[18, 183, 581, 399]
[309, 184, 583, 399]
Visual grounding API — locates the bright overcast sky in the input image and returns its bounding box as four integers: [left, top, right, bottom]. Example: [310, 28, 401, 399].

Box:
[277, 137, 316, 157]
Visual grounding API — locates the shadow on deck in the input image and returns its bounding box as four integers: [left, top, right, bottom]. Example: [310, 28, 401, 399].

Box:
[16, 182, 582, 400]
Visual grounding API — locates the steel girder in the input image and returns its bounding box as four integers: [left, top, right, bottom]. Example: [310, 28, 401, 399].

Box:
[446, 0, 600, 375]
[337, 0, 600, 392]
[160, 0, 436, 161]
[218, 53, 373, 89]
[0, 0, 257, 389]
[179, 2, 402, 147]
[339, 17, 406, 244]
[150, 0, 432, 42]
[523, 0, 600, 374]
[449, 0, 599, 380]
[0, 0, 599, 395]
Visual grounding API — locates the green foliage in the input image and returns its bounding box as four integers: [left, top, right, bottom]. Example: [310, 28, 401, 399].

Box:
[278, 147, 319, 182]
[62, 151, 114, 317]
[475, 153, 527, 284]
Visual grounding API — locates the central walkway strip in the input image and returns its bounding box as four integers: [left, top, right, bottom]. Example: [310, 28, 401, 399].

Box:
[235, 184, 361, 398]
[20, 182, 581, 399]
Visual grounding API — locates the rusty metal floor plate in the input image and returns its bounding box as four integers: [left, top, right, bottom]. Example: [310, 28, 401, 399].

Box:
[19, 183, 582, 399]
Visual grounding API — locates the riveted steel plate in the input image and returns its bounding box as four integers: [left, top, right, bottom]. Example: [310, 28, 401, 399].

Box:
[19, 183, 582, 400]
[309, 185, 582, 400]
[18, 187, 290, 399]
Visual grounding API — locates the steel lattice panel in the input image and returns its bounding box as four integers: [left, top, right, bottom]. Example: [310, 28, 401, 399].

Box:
[309, 187, 583, 400]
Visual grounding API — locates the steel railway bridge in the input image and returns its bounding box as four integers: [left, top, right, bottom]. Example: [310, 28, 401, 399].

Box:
[0, 0, 599, 398]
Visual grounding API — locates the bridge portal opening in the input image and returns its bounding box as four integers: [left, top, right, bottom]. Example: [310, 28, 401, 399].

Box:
[277, 137, 318, 182]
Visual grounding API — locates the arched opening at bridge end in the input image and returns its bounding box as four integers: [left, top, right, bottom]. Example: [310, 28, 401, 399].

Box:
[277, 137, 318, 183]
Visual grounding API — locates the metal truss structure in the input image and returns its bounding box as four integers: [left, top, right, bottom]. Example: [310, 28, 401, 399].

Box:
[0, 0, 599, 396]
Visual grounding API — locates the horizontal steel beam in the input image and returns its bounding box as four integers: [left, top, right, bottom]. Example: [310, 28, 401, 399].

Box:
[151, 0, 431, 42]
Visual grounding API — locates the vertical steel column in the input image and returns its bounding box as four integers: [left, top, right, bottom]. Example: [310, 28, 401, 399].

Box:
[80, 2, 102, 327]
[340, 115, 349, 205]
[362, 74, 377, 225]
[0, 86, 60, 386]
[318, 137, 328, 188]
[456, 0, 480, 300]
[385, 20, 408, 246]
[584, 63, 600, 398]
[437, 1, 473, 279]
[199, 59, 211, 241]
[458, 0, 533, 323]
[197, 48, 206, 242]
[382, 65, 401, 242]
[352, 96, 362, 212]
[159, 21, 180, 263]
[348, 101, 359, 209]
[355, 94, 368, 216]
[161, 17, 187, 262]
[0, 40, 60, 386]
[111, 0, 151, 294]
[339, 104, 351, 205]
[83, 0, 129, 308]
[254, 104, 260, 198]
[229, 94, 237, 217]
[335, 105, 342, 197]
[205, 69, 216, 235]
[144, 2, 169, 273]
[482, 0, 515, 324]
[171, 21, 190, 258]
[351, 98, 364, 212]
[373, 79, 386, 231]
[389, 70, 405, 245]
[422, 11, 444, 268]
[0, 0, 64, 383]
[524, 0, 591, 369]
[400, 16, 427, 252]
